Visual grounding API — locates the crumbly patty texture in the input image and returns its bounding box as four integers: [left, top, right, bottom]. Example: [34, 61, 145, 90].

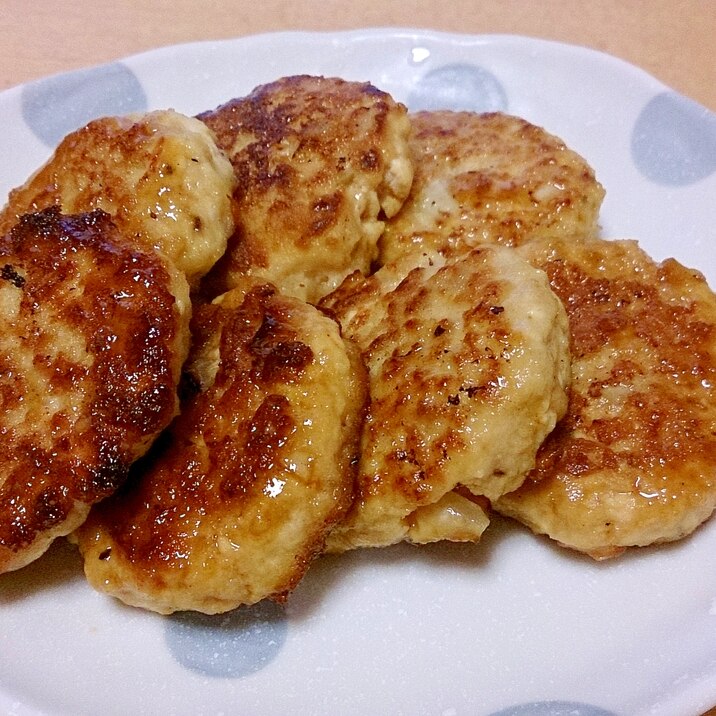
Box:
[494, 236, 716, 559]
[0, 109, 235, 290]
[379, 111, 605, 265]
[0, 208, 190, 573]
[74, 284, 367, 614]
[198, 75, 414, 303]
[320, 244, 570, 552]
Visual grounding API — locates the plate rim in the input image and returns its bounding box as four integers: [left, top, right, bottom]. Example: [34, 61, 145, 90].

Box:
[1, 27, 677, 104]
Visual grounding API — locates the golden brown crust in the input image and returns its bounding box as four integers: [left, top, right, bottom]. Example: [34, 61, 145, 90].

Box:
[379, 111, 605, 264]
[75, 284, 368, 614]
[495, 236, 716, 558]
[198, 75, 413, 303]
[0, 110, 235, 291]
[321, 245, 570, 551]
[0, 208, 189, 573]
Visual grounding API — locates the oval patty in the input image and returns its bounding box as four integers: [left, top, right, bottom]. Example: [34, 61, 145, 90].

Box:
[0, 207, 190, 573]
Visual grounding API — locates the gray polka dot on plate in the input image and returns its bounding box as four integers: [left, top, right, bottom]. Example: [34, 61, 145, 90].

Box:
[21, 62, 148, 147]
[408, 63, 508, 112]
[488, 700, 618, 716]
[165, 601, 288, 678]
[631, 91, 716, 186]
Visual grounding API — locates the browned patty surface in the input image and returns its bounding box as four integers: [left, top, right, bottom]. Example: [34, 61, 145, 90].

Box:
[495, 236, 716, 558]
[75, 284, 367, 613]
[0, 109, 235, 291]
[379, 110, 605, 265]
[198, 75, 413, 303]
[321, 244, 570, 552]
[0, 208, 189, 573]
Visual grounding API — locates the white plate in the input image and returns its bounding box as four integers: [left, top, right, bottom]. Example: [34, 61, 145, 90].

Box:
[1, 29, 715, 716]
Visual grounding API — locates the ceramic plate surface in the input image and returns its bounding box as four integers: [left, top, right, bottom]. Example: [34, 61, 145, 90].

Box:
[1, 29, 715, 716]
